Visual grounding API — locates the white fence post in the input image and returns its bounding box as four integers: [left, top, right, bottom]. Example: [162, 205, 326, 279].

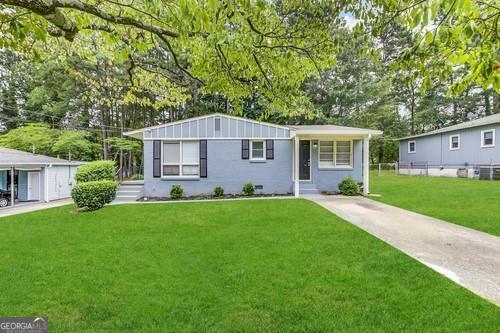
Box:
[395, 162, 399, 175]
[378, 163, 381, 176]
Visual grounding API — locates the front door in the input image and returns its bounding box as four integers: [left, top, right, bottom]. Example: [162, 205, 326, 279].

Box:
[299, 140, 311, 180]
[27, 171, 40, 201]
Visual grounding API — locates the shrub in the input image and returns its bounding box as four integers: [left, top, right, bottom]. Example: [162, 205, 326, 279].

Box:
[242, 182, 255, 196]
[75, 160, 115, 183]
[170, 185, 184, 199]
[213, 186, 224, 197]
[71, 180, 118, 211]
[338, 176, 360, 196]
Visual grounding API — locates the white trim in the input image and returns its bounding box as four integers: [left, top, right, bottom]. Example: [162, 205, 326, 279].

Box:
[143, 137, 290, 141]
[124, 113, 291, 138]
[294, 137, 299, 197]
[317, 140, 354, 169]
[449, 134, 460, 150]
[363, 137, 370, 195]
[408, 140, 416, 154]
[249, 140, 266, 161]
[481, 128, 495, 148]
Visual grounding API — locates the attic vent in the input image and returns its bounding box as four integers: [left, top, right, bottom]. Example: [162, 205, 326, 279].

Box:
[255, 185, 263, 190]
[215, 117, 221, 131]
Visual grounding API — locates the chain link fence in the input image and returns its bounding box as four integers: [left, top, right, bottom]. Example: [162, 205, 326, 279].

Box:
[370, 162, 500, 180]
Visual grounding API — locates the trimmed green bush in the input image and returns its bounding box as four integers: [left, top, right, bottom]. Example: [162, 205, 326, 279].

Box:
[71, 180, 118, 211]
[213, 186, 224, 197]
[170, 185, 184, 199]
[75, 160, 115, 183]
[338, 176, 360, 196]
[242, 182, 255, 196]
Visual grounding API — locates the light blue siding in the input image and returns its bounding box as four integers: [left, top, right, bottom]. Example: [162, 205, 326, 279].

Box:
[0, 171, 7, 190]
[400, 123, 500, 166]
[17, 170, 28, 201]
[143, 139, 294, 196]
[143, 138, 364, 196]
[144, 114, 291, 140]
[310, 140, 363, 191]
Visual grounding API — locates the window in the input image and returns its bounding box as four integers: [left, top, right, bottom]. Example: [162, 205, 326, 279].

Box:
[318, 141, 352, 168]
[481, 129, 495, 148]
[408, 140, 416, 153]
[162, 141, 199, 177]
[250, 140, 265, 160]
[449, 134, 460, 150]
[215, 117, 221, 131]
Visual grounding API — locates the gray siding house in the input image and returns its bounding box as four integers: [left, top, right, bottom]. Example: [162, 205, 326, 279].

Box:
[0, 147, 83, 206]
[398, 113, 500, 179]
[125, 113, 382, 197]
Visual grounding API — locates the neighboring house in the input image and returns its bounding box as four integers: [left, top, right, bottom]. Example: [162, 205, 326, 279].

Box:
[0, 147, 84, 207]
[124, 113, 382, 197]
[398, 113, 500, 179]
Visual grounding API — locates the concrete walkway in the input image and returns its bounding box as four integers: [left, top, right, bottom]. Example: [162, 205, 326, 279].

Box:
[0, 198, 73, 218]
[307, 194, 500, 306]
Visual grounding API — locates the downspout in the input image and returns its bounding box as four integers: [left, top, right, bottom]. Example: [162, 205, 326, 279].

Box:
[45, 164, 51, 203]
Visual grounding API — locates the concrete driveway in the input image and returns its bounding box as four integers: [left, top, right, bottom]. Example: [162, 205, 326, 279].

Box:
[307, 195, 500, 306]
[0, 199, 73, 219]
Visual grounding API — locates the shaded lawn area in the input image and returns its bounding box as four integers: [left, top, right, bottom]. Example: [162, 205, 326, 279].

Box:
[1, 200, 499, 332]
[370, 171, 500, 236]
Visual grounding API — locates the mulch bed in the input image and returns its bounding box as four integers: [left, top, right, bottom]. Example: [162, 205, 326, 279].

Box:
[137, 193, 293, 202]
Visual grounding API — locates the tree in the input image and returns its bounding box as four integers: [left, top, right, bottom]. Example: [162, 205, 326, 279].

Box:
[0, 0, 344, 116]
[52, 131, 101, 161]
[0, 123, 60, 155]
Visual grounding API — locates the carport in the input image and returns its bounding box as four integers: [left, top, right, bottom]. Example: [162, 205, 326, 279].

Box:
[0, 147, 84, 207]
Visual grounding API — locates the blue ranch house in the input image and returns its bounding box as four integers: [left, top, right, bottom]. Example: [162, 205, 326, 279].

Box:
[125, 113, 382, 197]
[398, 113, 500, 179]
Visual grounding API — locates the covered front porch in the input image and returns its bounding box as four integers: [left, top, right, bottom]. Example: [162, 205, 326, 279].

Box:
[289, 125, 381, 197]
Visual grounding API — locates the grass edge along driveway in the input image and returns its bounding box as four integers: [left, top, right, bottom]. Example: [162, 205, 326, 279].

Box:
[370, 171, 500, 236]
[0, 199, 499, 332]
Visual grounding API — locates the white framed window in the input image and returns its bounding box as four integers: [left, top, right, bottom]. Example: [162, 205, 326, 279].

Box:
[449, 134, 460, 150]
[318, 140, 353, 168]
[481, 129, 495, 148]
[250, 140, 265, 160]
[408, 140, 416, 153]
[162, 141, 199, 177]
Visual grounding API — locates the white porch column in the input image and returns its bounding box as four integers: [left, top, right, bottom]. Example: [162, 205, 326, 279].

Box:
[363, 135, 370, 195]
[10, 167, 14, 207]
[44, 165, 50, 203]
[294, 136, 300, 197]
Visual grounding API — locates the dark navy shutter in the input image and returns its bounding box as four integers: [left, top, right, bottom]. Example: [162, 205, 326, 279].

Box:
[200, 140, 207, 178]
[266, 140, 274, 160]
[153, 140, 161, 178]
[242, 140, 249, 159]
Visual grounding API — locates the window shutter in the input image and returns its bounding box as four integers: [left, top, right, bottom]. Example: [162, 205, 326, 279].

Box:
[242, 140, 249, 159]
[153, 140, 161, 178]
[266, 140, 274, 160]
[200, 140, 207, 178]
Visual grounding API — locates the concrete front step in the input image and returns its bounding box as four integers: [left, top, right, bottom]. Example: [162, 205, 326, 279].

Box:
[112, 182, 144, 204]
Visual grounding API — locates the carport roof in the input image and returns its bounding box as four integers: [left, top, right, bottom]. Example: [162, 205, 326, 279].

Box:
[0, 147, 85, 167]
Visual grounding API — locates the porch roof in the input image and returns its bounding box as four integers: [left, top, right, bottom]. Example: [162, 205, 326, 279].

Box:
[0, 147, 85, 168]
[289, 125, 382, 137]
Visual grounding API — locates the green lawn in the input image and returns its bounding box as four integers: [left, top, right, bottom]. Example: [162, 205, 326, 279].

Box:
[1, 200, 499, 332]
[370, 171, 500, 236]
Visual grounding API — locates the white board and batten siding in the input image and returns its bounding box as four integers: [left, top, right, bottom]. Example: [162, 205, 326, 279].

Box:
[143, 114, 291, 140]
[47, 165, 79, 201]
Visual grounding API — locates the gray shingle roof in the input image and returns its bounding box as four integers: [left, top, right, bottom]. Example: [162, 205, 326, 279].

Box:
[399, 113, 500, 140]
[0, 147, 85, 166]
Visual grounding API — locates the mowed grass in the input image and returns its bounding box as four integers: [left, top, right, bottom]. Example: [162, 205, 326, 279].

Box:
[370, 171, 500, 236]
[1, 200, 499, 332]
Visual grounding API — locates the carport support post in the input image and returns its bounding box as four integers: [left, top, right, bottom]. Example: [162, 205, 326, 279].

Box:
[10, 167, 14, 207]
[363, 136, 370, 196]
